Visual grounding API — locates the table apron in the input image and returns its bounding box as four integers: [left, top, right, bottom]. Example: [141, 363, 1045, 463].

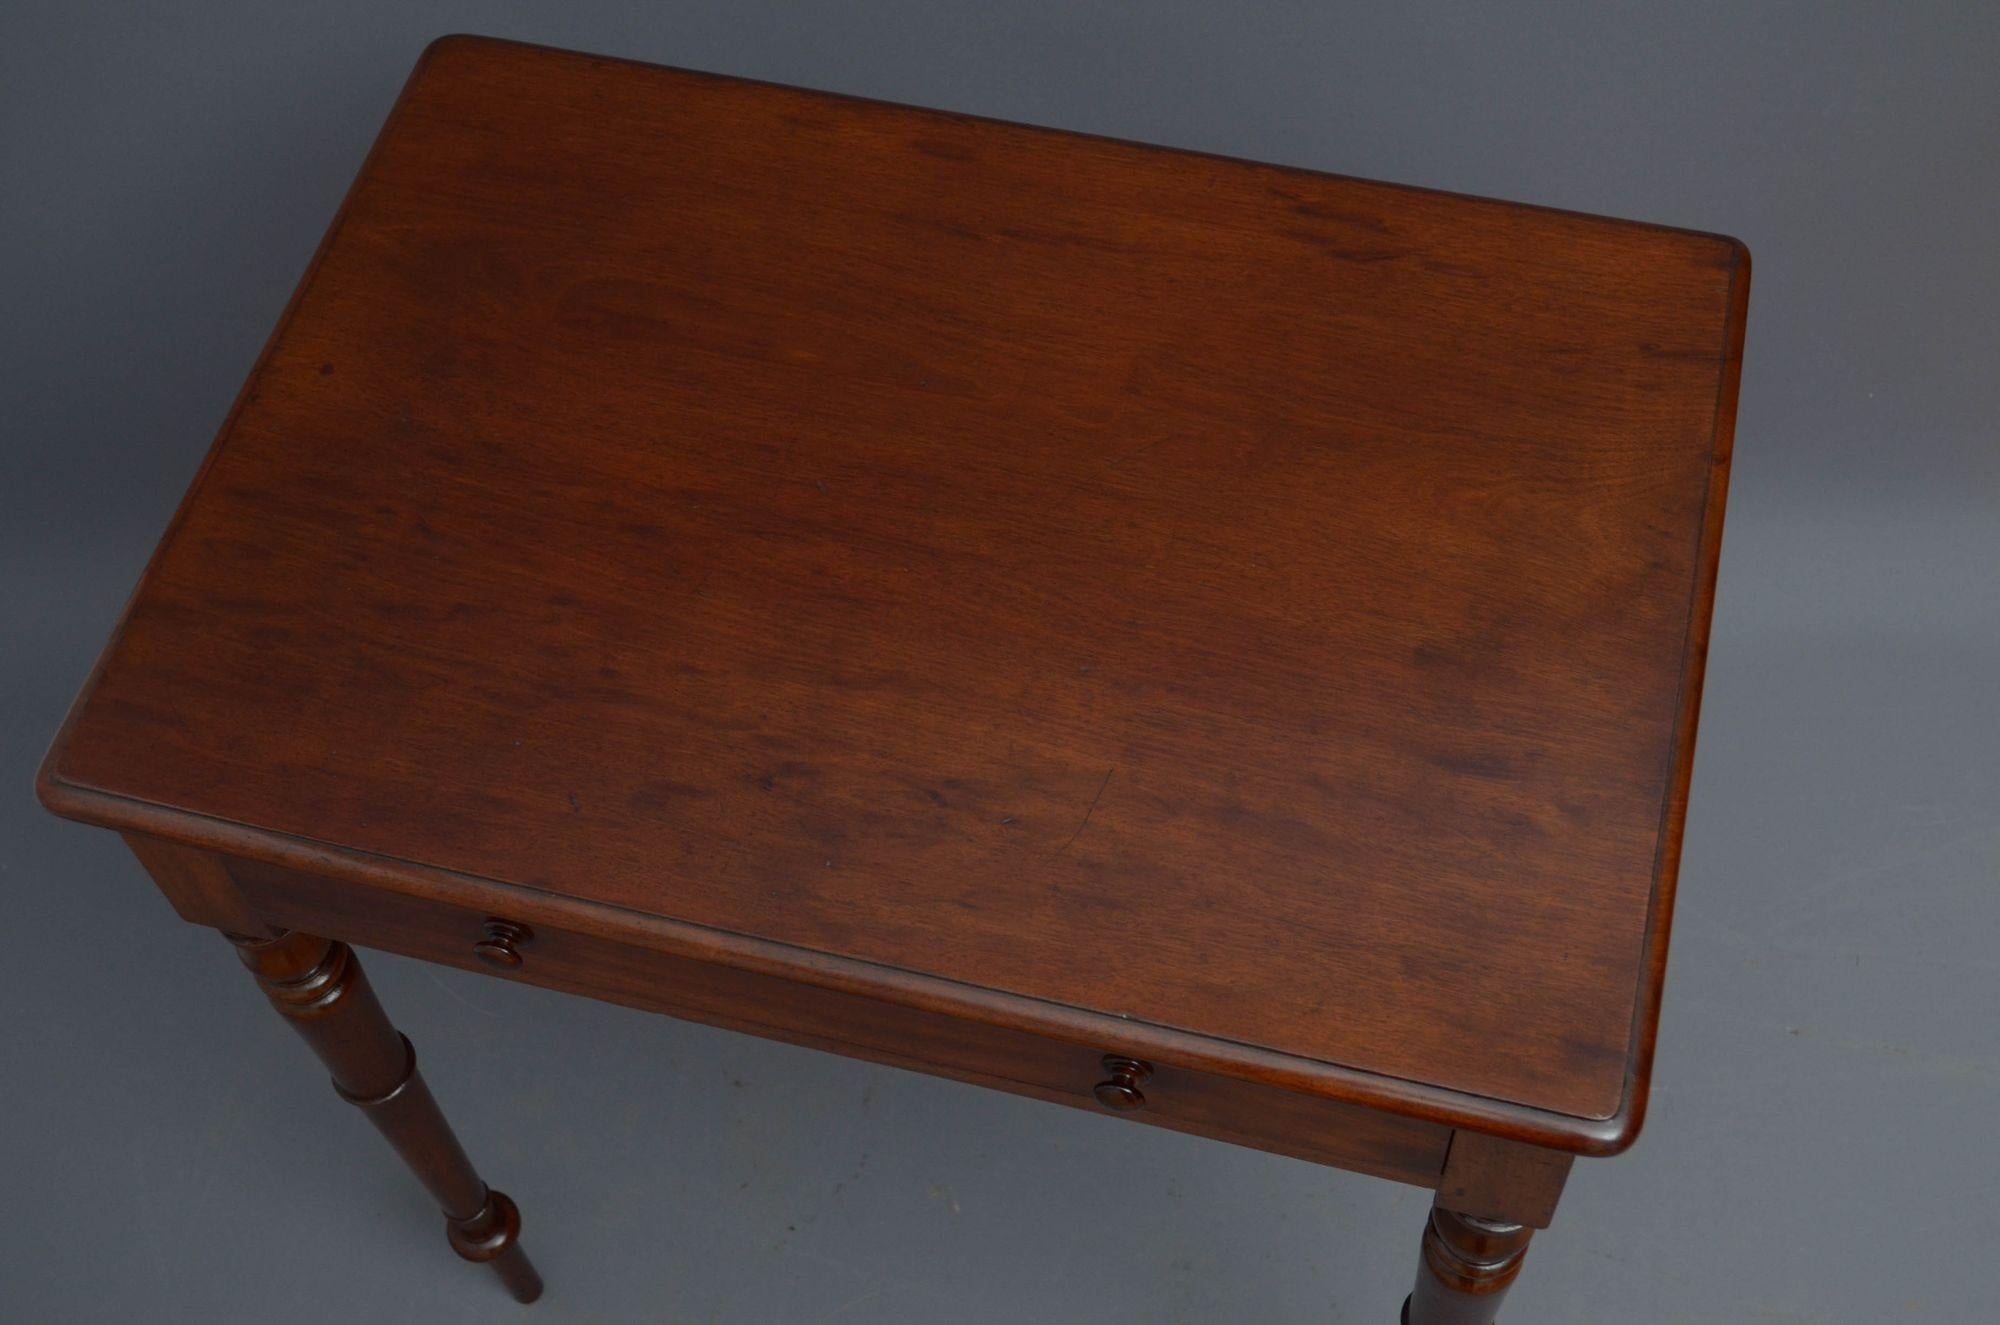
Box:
[214, 849, 1453, 1188]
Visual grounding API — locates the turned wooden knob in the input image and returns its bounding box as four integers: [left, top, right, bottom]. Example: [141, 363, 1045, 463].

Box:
[1092, 1054, 1153, 1111]
[472, 918, 533, 969]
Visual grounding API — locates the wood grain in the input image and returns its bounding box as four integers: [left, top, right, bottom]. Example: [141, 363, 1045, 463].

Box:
[38, 35, 1748, 1146]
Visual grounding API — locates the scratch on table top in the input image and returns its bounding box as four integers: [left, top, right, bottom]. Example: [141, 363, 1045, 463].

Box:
[1052, 766, 1114, 856]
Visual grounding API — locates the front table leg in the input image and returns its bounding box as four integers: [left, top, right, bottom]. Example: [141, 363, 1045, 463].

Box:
[1402, 1207, 1532, 1324]
[228, 929, 542, 1303]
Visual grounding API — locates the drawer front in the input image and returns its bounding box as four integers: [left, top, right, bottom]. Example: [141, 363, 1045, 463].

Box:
[228, 856, 1450, 1186]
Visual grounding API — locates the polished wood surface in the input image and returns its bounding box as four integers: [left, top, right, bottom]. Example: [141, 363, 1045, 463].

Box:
[38, 32, 1751, 1317]
[37, 35, 1746, 1150]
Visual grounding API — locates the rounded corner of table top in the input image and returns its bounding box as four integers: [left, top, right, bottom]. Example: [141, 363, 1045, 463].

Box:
[33, 727, 97, 824]
[34, 765, 145, 841]
[33, 757, 82, 823]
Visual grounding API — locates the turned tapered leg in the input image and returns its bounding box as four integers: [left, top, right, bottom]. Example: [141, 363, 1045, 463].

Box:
[1401, 1207, 1531, 1325]
[229, 929, 542, 1303]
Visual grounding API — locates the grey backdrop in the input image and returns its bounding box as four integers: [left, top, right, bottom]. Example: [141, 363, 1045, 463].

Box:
[4, 4, 1996, 1322]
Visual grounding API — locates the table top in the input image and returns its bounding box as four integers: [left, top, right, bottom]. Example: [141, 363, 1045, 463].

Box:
[41, 36, 1747, 1146]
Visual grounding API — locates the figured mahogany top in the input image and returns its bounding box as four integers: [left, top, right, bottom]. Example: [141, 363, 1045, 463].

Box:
[42, 36, 1747, 1138]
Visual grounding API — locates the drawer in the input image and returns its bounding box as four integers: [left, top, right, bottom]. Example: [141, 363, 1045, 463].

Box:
[227, 854, 1451, 1186]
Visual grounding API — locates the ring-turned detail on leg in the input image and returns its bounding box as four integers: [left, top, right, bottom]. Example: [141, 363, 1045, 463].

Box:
[1402, 1206, 1532, 1325]
[228, 929, 543, 1303]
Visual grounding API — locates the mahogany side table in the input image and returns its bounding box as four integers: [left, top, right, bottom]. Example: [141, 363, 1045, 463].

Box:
[38, 35, 1748, 1322]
